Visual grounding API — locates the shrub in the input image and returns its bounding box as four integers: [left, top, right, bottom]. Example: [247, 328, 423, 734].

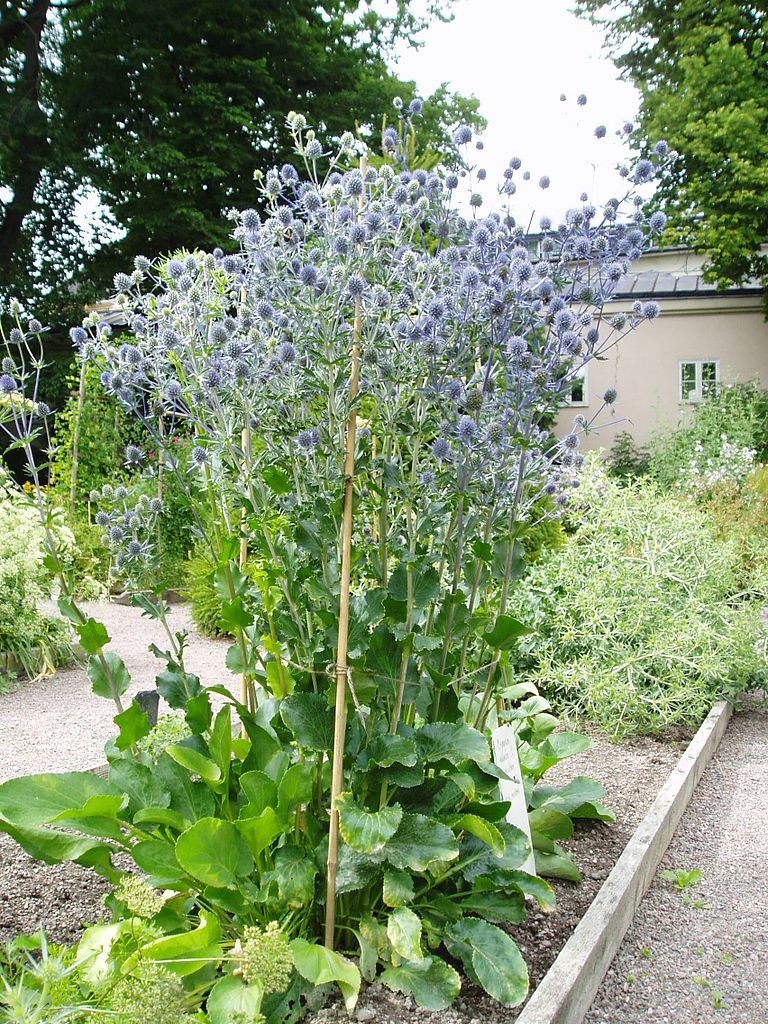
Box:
[514, 461, 766, 735]
[607, 429, 650, 480]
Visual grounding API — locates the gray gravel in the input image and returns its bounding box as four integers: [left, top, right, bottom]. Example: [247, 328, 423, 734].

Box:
[0, 600, 230, 783]
[585, 704, 768, 1024]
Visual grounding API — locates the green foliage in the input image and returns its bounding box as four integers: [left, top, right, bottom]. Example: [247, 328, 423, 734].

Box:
[649, 382, 768, 487]
[576, 0, 768, 290]
[185, 546, 228, 636]
[0, 465, 73, 682]
[658, 867, 702, 890]
[607, 430, 650, 481]
[513, 463, 766, 735]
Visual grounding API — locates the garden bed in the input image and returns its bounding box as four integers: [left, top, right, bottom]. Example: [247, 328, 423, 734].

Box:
[0, 598, 687, 1020]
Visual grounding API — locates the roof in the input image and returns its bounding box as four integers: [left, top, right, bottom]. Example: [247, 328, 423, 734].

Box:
[613, 268, 764, 299]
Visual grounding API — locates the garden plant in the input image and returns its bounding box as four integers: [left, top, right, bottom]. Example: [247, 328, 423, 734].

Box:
[0, 106, 672, 1021]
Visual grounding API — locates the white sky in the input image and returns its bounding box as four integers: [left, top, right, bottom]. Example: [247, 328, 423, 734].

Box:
[394, 0, 642, 223]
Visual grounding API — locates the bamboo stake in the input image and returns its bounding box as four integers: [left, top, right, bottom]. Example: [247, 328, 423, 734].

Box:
[325, 155, 367, 950]
[239, 422, 251, 712]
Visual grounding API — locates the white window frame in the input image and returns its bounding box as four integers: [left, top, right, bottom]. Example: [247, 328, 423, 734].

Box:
[562, 365, 588, 407]
[679, 359, 719, 403]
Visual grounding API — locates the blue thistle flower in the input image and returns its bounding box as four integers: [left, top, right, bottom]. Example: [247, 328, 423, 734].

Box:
[296, 429, 318, 451]
[641, 301, 660, 320]
[632, 159, 654, 184]
[562, 432, 580, 449]
[445, 173, 459, 190]
[472, 225, 491, 247]
[36, 401, 51, 417]
[167, 259, 184, 278]
[539, 176, 550, 189]
[277, 341, 296, 364]
[408, 98, 423, 115]
[124, 444, 145, 466]
[453, 126, 473, 145]
[69, 326, 88, 347]
[457, 415, 478, 443]
[653, 140, 669, 156]
[343, 170, 365, 197]
[28, 318, 43, 334]
[649, 211, 667, 233]
[594, 125, 607, 139]
[305, 138, 323, 160]
[191, 446, 209, 466]
[577, 94, 587, 106]
[94, 511, 111, 528]
[432, 437, 451, 462]
[256, 301, 275, 321]
[602, 388, 618, 404]
[350, 223, 368, 245]
[0, 373, 17, 394]
[241, 208, 261, 233]
[113, 272, 133, 292]
[347, 274, 366, 298]
[280, 163, 298, 182]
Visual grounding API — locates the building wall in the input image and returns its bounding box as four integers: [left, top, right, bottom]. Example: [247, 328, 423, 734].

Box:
[553, 281, 768, 452]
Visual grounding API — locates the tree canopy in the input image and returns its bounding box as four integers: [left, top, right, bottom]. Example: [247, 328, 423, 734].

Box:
[0, 0, 483, 311]
[576, 0, 768, 288]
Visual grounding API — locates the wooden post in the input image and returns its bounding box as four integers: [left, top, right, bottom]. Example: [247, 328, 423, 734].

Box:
[325, 155, 367, 949]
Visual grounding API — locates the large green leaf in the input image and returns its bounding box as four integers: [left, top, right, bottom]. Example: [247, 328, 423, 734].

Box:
[208, 706, 232, 778]
[0, 817, 115, 870]
[108, 759, 171, 817]
[207, 975, 264, 1024]
[444, 918, 528, 1006]
[155, 754, 216, 822]
[451, 814, 505, 857]
[175, 818, 253, 887]
[337, 793, 402, 854]
[384, 813, 459, 872]
[383, 867, 414, 907]
[113, 701, 151, 751]
[235, 807, 282, 858]
[132, 911, 222, 977]
[534, 848, 581, 881]
[155, 665, 202, 709]
[387, 564, 440, 609]
[387, 907, 423, 963]
[88, 652, 131, 700]
[530, 776, 615, 821]
[335, 845, 380, 895]
[290, 939, 360, 1012]
[380, 956, 461, 1010]
[493, 868, 556, 910]
[277, 763, 314, 816]
[483, 614, 531, 649]
[269, 846, 317, 908]
[415, 722, 489, 766]
[460, 822, 531, 881]
[0, 773, 119, 827]
[280, 693, 334, 751]
[528, 807, 574, 840]
[131, 839, 187, 886]
[166, 744, 222, 784]
[76, 617, 111, 654]
[364, 733, 418, 769]
[239, 770, 278, 814]
[458, 879, 526, 924]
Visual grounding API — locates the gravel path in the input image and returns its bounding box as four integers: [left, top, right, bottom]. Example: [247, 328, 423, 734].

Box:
[585, 705, 768, 1024]
[0, 600, 230, 783]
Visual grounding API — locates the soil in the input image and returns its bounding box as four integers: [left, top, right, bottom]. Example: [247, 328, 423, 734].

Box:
[0, 600, 687, 1020]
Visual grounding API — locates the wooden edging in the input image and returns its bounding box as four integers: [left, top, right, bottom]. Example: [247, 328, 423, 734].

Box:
[515, 699, 733, 1024]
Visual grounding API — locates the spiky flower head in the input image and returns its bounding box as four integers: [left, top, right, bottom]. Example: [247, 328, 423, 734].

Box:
[110, 961, 188, 1024]
[114, 874, 166, 918]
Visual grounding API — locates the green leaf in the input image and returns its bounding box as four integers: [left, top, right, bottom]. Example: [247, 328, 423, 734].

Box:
[131, 839, 187, 885]
[387, 906, 423, 963]
[528, 807, 574, 840]
[483, 614, 531, 650]
[155, 754, 216, 822]
[290, 939, 360, 1012]
[263, 465, 292, 494]
[460, 822, 531, 880]
[185, 691, 213, 735]
[459, 882, 526, 924]
[280, 693, 334, 751]
[107, 758, 171, 817]
[380, 956, 461, 1010]
[166, 744, 222, 784]
[530, 776, 615, 821]
[451, 814, 505, 857]
[155, 666, 202, 709]
[384, 813, 459, 872]
[265, 659, 293, 697]
[337, 793, 402, 854]
[356, 915, 381, 982]
[0, 817, 115, 871]
[336, 845, 381, 895]
[239, 771, 278, 814]
[497, 868, 556, 909]
[207, 975, 264, 1024]
[0, 773, 119, 826]
[209, 705, 232, 777]
[277, 763, 313, 816]
[387, 564, 440, 609]
[175, 818, 253, 887]
[383, 867, 414, 907]
[416, 722, 489, 766]
[113, 701, 151, 751]
[133, 911, 222, 977]
[364, 733, 418, 769]
[539, 732, 591, 761]
[444, 918, 528, 1006]
[57, 595, 82, 625]
[132, 806, 188, 832]
[130, 593, 166, 619]
[75, 617, 111, 654]
[534, 848, 581, 881]
[270, 846, 317, 908]
[235, 807, 282, 857]
[88, 652, 131, 700]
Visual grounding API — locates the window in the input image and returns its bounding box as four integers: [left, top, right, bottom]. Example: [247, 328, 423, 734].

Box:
[563, 366, 588, 406]
[679, 360, 719, 403]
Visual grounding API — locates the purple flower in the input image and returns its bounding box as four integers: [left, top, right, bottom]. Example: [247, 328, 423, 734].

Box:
[432, 437, 450, 462]
[191, 446, 209, 466]
[649, 211, 667, 233]
[539, 176, 550, 189]
[641, 301, 661, 320]
[577, 94, 587, 106]
[602, 388, 618, 404]
[594, 125, 607, 139]
[0, 373, 17, 394]
[453, 126, 473, 146]
[457, 415, 478, 443]
[69, 326, 88, 347]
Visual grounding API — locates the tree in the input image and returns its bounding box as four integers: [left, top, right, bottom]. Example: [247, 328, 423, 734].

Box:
[576, 0, 768, 288]
[0, 0, 484, 307]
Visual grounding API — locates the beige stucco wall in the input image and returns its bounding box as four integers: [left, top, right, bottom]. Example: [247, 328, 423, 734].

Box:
[553, 283, 768, 454]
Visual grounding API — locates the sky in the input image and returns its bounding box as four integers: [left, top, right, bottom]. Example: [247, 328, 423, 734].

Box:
[393, 0, 643, 223]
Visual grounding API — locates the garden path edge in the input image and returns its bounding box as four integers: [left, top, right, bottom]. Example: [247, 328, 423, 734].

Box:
[515, 699, 733, 1024]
